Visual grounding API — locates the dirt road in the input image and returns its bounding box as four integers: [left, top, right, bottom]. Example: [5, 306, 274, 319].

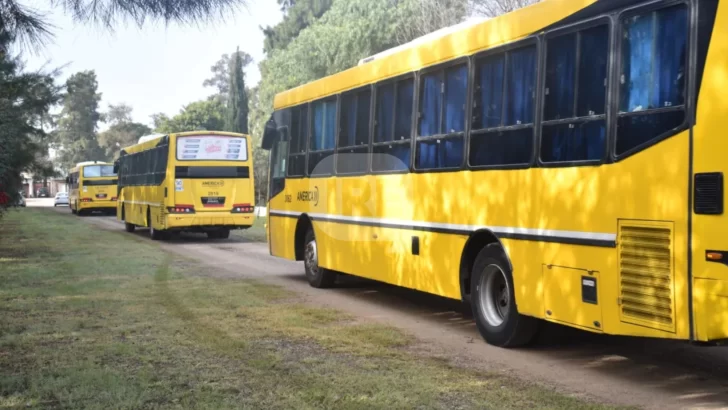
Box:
[40, 201, 728, 410]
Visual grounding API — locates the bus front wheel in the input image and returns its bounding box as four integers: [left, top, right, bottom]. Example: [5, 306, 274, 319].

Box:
[303, 228, 336, 289]
[470, 245, 538, 348]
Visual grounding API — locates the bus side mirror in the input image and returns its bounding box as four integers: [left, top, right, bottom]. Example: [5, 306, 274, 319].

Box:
[65, 177, 70, 184]
[261, 117, 278, 150]
[113, 162, 119, 174]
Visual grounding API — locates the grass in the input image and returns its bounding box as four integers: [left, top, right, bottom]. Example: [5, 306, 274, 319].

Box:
[232, 216, 267, 242]
[0, 208, 628, 409]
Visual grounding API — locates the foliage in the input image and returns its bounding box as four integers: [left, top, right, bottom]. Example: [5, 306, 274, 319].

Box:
[53, 70, 106, 169]
[262, 0, 333, 53]
[1, 0, 249, 51]
[97, 104, 152, 159]
[468, 0, 542, 17]
[225, 47, 248, 134]
[0, 32, 60, 215]
[153, 97, 226, 134]
[203, 50, 252, 100]
[251, 0, 467, 203]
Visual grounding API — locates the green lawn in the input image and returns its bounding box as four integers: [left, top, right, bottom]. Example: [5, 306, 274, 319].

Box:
[232, 215, 267, 242]
[0, 209, 627, 409]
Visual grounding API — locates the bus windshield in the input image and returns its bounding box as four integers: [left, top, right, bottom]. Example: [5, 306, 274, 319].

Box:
[176, 135, 248, 161]
[83, 165, 116, 178]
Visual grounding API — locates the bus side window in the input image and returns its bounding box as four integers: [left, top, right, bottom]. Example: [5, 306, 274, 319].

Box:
[616, 4, 688, 157]
[309, 98, 336, 176]
[540, 25, 609, 164]
[415, 63, 467, 170]
[469, 45, 536, 168]
[288, 105, 308, 177]
[337, 88, 370, 175]
[372, 77, 413, 173]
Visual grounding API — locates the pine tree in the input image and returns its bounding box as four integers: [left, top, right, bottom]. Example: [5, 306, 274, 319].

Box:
[226, 47, 249, 134]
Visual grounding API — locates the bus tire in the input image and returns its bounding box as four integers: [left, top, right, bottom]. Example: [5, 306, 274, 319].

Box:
[303, 228, 336, 289]
[71, 206, 77, 215]
[470, 245, 538, 348]
[125, 222, 135, 233]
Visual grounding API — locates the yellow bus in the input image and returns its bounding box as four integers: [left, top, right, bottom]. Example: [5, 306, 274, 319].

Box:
[261, 0, 728, 347]
[67, 161, 118, 216]
[115, 131, 256, 240]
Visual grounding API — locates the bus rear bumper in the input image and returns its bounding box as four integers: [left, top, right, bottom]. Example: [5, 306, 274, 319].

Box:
[78, 200, 117, 213]
[164, 213, 254, 231]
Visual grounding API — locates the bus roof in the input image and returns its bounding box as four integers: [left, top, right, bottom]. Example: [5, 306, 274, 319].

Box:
[273, 0, 596, 110]
[119, 131, 251, 156]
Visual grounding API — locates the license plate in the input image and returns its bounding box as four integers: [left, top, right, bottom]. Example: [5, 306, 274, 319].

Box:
[201, 196, 225, 206]
[97, 194, 107, 199]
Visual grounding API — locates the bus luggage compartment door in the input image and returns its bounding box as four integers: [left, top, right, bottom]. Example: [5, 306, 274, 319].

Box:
[543, 264, 603, 332]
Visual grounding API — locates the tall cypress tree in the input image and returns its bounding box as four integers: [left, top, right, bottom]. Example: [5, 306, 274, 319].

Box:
[226, 47, 248, 134]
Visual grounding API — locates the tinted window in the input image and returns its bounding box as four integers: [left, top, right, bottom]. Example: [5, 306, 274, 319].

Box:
[473, 55, 505, 130]
[395, 79, 414, 140]
[375, 83, 394, 143]
[340, 89, 371, 148]
[545, 33, 576, 121]
[419, 73, 441, 137]
[578, 25, 609, 116]
[505, 46, 537, 126]
[444, 65, 467, 133]
[620, 6, 687, 112]
[289, 105, 308, 155]
[541, 25, 609, 164]
[311, 99, 336, 151]
[542, 121, 606, 162]
[416, 138, 463, 169]
[617, 5, 688, 156]
[470, 129, 532, 167]
[288, 105, 308, 176]
[372, 143, 410, 172]
[419, 65, 467, 137]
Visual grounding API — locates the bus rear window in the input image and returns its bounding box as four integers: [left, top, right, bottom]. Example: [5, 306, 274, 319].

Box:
[176, 135, 248, 161]
[83, 165, 116, 178]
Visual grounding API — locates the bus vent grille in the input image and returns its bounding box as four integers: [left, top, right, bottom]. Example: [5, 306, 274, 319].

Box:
[618, 222, 675, 333]
[694, 172, 723, 215]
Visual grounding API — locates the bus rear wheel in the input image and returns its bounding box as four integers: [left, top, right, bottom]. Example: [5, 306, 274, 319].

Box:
[303, 228, 336, 288]
[125, 222, 136, 233]
[470, 245, 538, 348]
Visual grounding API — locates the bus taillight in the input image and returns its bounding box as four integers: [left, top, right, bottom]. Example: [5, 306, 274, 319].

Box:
[111, 197, 117, 201]
[231, 203, 254, 213]
[168, 205, 195, 214]
[81, 198, 93, 202]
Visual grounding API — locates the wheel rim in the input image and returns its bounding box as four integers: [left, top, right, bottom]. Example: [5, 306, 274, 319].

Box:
[478, 264, 510, 327]
[304, 239, 318, 278]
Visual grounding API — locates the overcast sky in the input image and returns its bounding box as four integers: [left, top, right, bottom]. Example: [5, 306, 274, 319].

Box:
[25, 0, 283, 130]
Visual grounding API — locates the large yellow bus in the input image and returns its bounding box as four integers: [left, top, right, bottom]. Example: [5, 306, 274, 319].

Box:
[67, 161, 118, 216]
[261, 0, 728, 347]
[115, 131, 256, 240]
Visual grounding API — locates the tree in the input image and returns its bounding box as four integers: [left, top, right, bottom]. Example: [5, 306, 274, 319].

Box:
[0, 32, 60, 215]
[53, 70, 105, 169]
[261, 0, 334, 53]
[98, 104, 152, 159]
[1, 0, 249, 50]
[153, 98, 226, 134]
[105, 103, 133, 125]
[468, 0, 541, 17]
[226, 47, 248, 134]
[203, 51, 252, 99]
